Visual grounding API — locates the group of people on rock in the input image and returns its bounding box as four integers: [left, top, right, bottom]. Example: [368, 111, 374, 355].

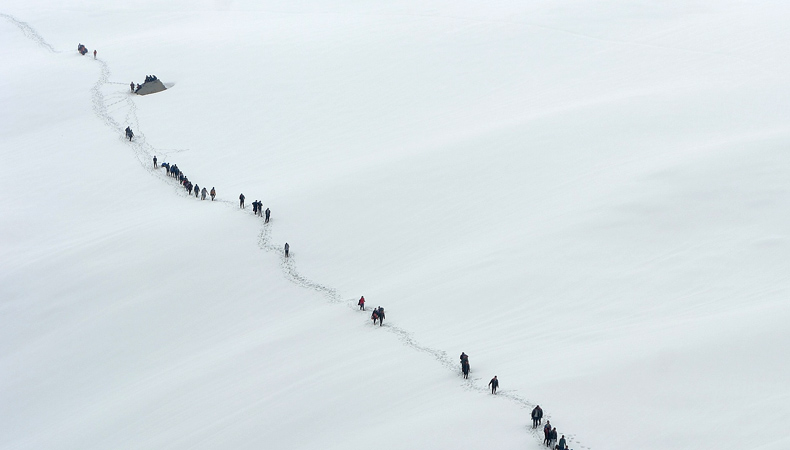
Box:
[130, 75, 159, 93]
[531, 407, 568, 450]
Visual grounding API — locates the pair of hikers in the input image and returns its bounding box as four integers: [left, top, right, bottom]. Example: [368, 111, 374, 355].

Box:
[543, 422, 565, 449]
[252, 200, 263, 216]
[371, 306, 385, 326]
[125, 126, 133, 141]
[460, 352, 470, 379]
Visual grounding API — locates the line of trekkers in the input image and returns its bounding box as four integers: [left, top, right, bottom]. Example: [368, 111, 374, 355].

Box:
[151, 155, 283, 255]
[155, 156, 215, 202]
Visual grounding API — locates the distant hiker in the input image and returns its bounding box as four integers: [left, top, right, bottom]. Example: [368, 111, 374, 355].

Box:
[488, 376, 499, 394]
[462, 360, 470, 379]
[257, 202, 263, 217]
[549, 428, 557, 448]
[460, 352, 469, 364]
[125, 126, 133, 141]
[264, 207, 270, 223]
[284, 242, 290, 257]
[93, 49, 97, 59]
[531, 405, 543, 428]
[376, 306, 385, 326]
[543, 422, 552, 446]
[210, 187, 216, 201]
[358, 296, 365, 311]
[252, 200, 259, 215]
[239, 193, 245, 208]
[130, 82, 135, 92]
[201, 187, 207, 200]
[153, 156, 157, 168]
[557, 435, 566, 450]
[194, 184, 200, 198]
[371, 309, 379, 325]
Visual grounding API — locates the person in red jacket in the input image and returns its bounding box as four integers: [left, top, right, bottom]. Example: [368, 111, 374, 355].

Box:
[358, 296, 365, 311]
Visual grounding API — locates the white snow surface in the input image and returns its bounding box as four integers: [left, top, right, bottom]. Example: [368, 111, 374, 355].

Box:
[2, 2, 790, 449]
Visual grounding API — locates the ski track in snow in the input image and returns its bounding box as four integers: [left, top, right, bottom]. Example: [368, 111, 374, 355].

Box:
[3, 12, 585, 449]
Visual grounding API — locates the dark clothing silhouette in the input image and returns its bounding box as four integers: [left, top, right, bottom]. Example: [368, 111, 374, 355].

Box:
[239, 193, 245, 208]
[531, 406, 543, 428]
[284, 243, 289, 257]
[489, 376, 499, 394]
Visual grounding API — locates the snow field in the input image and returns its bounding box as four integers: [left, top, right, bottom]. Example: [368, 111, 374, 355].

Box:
[3, 2, 790, 449]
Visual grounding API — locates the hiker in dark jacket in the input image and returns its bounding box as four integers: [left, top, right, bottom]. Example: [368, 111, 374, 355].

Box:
[264, 207, 270, 223]
[153, 156, 157, 168]
[376, 307, 385, 326]
[488, 376, 499, 394]
[252, 200, 258, 215]
[239, 193, 245, 208]
[548, 428, 557, 448]
[543, 422, 551, 446]
[462, 360, 470, 379]
[194, 184, 200, 198]
[284, 242, 289, 257]
[557, 435, 567, 450]
[531, 405, 543, 428]
[210, 187, 216, 201]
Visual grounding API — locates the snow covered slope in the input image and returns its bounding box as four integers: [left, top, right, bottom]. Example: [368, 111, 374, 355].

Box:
[2, 2, 790, 449]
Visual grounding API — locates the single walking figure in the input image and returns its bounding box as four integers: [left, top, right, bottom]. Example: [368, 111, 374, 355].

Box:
[358, 296, 365, 310]
[543, 422, 551, 446]
[210, 187, 216, 201]
[252, 200, 258, 215]
[201, 187, 207, 200]
[531, 405, 543, 428]
[194, 184, 200, 198]
[93, 49, 97, 59]
[376, 306, 385, 326]
[488, 376, 499, 394]
[284, 242, 290, 257]
[239, 193, 245, 208]
[130, 81, 135, 92]
[153, 156, 157, 168]
[264, 207, 270, 223]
